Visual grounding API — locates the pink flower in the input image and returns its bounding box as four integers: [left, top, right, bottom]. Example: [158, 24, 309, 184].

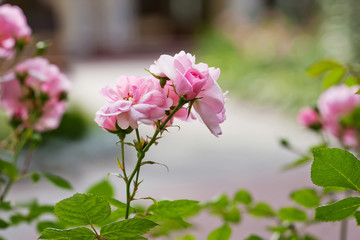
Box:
[150, 51, 226, 137]
[95, 76, 173, 132]
[0, 57, 71, 132]
[297, 107, 320, 128]
[0, 4, 31, 58]
[317, 84, 360, 147]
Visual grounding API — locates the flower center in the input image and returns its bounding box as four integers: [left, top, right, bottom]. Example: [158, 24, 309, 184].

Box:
[123, 93, 134, 101]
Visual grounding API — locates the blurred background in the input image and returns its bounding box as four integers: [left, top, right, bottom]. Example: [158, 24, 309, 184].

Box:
[2, 0, 360, 239]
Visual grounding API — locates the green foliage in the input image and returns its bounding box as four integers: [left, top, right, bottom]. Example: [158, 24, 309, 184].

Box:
[283, 156, 312, 170]
[37, 221, 66, 233]
[207, 224, 231, 240]
[176, 234, 196, 240]
[291, 189, 320, 208]
[245, 235, 264, 240]
[43, 173, 72, 190]
[312, 148, 360, 191]
[0, 159, 18, 180]
[278, 207, 307, 222]
[100, 219, 157, 240]
[354, 211, 360, 225]
[248, 202, 275, 218]
[0, 218, 9, 229]
[39, 227, 95, 240]
[86, 179, 114, 198]
[307, 60, 341, 77]
[54, 193, 111, 225]
[147, 200, 200, 219]
[233, 190, 252, 205]
[315, 197, 360, 222]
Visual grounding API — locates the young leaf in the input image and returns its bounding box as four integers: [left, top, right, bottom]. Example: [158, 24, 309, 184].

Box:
[43, 173, 72, 190]
[86, 179, 114, 198]
[223, 206, 241, 223]
[39, 227, 95, 240]
[307, 60, 340, 77]
[207, 224, 231, 240]
[291, 189, 320, 208]
[0, 159, 17, 180]
[176, 234, 196, 240]
[54, 193, 111, 225]
[234, 189, 252, 205]
[31, 172, 41, 183]
[354, 211, 360, 225]
[283, 156, 311, 170]
[315, 197, 360, 221]
[312, 148, 360, 191]
[248, 202, 275, 218]
[0, 219, 9, 229]
[0, 202, 11, 211]
[322, 67, 345, 89]
[245, 235, 264, 240]
[278, 207, 307, 222]
[148, 200, 200, 218]
[100, 218, 157, 240]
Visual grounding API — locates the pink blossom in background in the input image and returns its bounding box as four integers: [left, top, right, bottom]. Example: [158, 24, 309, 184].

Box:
[95, 76, 173, 132]
[150, 51, 226, 137]
[0, 4, 31, 58]
[297, 107, 320, 128]
[0, 57, 71, 132]
[317, 84, 360, 147]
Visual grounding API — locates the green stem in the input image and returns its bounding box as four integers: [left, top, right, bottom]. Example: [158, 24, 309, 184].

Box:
[0, 128, 33, 202]
[124, 97, 187, 219]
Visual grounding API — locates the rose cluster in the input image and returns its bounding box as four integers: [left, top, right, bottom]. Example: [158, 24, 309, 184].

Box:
[95, 51, 227, 137]
[0, 57, 71, 132]
[0, 4, 31, 58]
[298, 84, 360, 148]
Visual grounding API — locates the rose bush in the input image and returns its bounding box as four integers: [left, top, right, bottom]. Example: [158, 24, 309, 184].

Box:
[0, 57, 71, 132]
[0, 4, 31, 58]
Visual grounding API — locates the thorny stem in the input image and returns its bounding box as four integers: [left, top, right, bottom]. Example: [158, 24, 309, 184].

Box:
[124, 97, 187, 219]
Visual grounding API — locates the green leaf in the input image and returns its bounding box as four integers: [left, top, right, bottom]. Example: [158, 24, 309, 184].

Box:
[148, 200, 199, 218]
[345, 76, 359, 86]
[0, 202, 11, 211]
[44, 173, 72, 190]
[223, 206, 241, 223]
[86, 179, 114, 198]
[31, 172, 41, 183]
[248, 202, 275, 218]
[54, 193, 111, 225]
[0, 159, 18, 180]
[267, 226, 289, 234]
[311, 148, 360, 191]
[278, 207, 307, 222]
[207, 224, 231, 240]
[0, 219, 9, 229]
[354, 211, 360, 225]
[291, 189, 320, 208]
[37, 221, 66, 233]
[322, 67, 345, 89]
[176, 234, 196, 240]
[307, 60, 340, 77]
[245, 235, 264, 240]
[234, 190, 252, 205]
[315, 197, 360, 221]
[28, 202, 54, 221]
[39, 227, 95, 240]
[100, 218, 157, 240]
[283, 156, 311, 170]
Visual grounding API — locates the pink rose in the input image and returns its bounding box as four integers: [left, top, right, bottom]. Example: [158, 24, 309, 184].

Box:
[0, 57, 71, 132]
[0, 4, 31, 58]
[95, 76, 173, 132]
[317, 84, 360, 147]
[297, 107, 320, 128]
[150, 51, 226, 137]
